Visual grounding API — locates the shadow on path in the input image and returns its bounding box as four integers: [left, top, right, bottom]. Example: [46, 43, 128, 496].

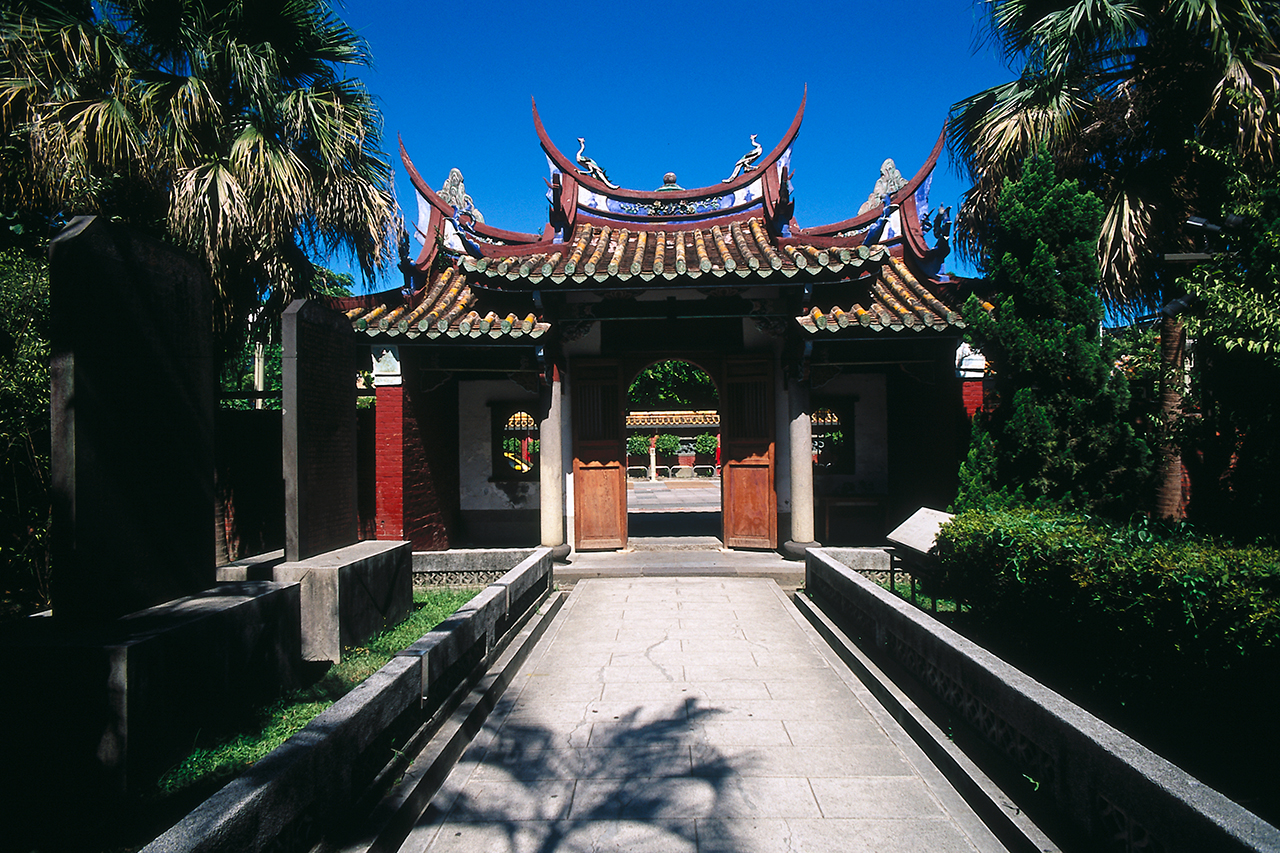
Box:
[419, 698, 752, 852]
[627, 512, 720, 538]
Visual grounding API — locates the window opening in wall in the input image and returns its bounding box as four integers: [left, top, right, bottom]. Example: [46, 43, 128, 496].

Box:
[813, 406, 854, 472]
[624, 359, 721, 538]
[491, 404, 539, 481]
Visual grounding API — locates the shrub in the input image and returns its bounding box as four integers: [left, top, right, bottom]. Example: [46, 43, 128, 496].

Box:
[654, 433, 681, 456]
[936, 508, 1280, 685]
[626, 433, 650, 457]
[957, 153, 1151, 517]
[693, 432, 718, 455]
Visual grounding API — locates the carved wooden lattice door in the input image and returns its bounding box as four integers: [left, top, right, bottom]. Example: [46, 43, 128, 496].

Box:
[571, 359, 627, 550]
[721, 358, 776, 549]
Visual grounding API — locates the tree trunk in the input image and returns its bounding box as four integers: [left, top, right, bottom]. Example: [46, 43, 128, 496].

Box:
[1154, 312, 1186, 519]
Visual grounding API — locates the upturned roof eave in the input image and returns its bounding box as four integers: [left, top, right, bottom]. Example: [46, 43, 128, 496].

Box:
[795, 123, 947, 238]
[532, 87, 805, 203]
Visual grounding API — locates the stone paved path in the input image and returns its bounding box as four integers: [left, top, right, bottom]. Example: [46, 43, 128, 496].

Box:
[399, 578, 1009, 853]
[627, 480, 721, 513]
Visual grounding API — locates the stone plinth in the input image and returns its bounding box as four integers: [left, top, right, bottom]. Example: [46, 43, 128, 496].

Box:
[275, 540, 412, 662]
[0, 582, 301, 816]
[49, 216, 215, 621]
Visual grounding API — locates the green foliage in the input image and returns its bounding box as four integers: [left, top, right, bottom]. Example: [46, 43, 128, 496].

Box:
[1175, 178, 1280, 542]
[502, 437, 538, 457]
[626, 433, 651, 457]
[653, 433, 681, 457]
[157, 586, 479, 796]
[957, 153, 1151, 517]
[936, 507, 1280, 701]
[0, 250, 49, 615]
[693, 432, 718, 455]
[628, 360, 717, 410]
[0, 0, 399, 337]
[220, 335, 282, 411]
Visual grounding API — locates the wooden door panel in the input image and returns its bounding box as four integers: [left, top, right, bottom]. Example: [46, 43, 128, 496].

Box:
[575, 462, 625, 550]
[722, 461, 773, 549]
[572, 360, 626, 551]
[721, 359, 776, 549]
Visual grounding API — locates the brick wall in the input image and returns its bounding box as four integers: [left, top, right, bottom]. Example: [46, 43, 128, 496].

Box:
[374, 384, 405, 539]
[356, 407, 376, 541]
[961, 379, 984, 417]
[373, 362, 459, 550]
[403, 376, 458, 550]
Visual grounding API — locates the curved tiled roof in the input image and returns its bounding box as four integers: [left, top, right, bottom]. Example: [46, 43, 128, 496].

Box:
[461, 218, 888, 287]
[339, 267, 550, 341]
[796, 257, 966, 334]
[366, 97, 971, 344]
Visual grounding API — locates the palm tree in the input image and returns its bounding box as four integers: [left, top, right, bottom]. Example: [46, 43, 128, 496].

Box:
[0, 0, 398, 336]
[948, 0, 1280, 518]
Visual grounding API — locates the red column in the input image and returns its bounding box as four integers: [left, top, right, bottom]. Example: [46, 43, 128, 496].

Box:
[961, 379, 984, 418]
[374, 384, 404, 539]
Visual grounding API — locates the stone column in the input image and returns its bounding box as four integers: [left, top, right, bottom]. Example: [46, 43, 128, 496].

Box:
[540, 365, 570, 561]
[783, 380, 817, 560]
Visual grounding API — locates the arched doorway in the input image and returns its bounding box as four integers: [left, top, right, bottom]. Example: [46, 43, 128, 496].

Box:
[625, 359, 722, 540]
[570, 355, 776, 551]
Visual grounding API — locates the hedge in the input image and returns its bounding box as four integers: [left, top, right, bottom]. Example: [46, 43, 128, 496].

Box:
[935, 509, 1280, 685]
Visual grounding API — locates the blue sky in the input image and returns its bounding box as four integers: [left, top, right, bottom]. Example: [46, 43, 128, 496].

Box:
[337, 0, 1013, 288]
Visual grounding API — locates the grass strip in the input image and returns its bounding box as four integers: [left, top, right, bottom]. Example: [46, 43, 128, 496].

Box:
[156, 586, 480, 796]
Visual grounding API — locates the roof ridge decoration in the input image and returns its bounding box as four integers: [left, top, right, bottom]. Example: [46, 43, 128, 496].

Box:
[533, 88, 805, 231]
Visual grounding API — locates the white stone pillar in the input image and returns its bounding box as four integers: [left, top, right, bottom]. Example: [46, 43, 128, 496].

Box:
[783, 380, 817, 560]
[540, 365, 569, 560]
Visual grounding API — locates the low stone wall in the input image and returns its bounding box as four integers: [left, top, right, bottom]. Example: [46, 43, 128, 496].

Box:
[275, 540, 413, 662]
[412, 547, 539, 587]
[215, 548, 285, 582]
[806, 548, 1280, 853]
[142, 548, 553, 853]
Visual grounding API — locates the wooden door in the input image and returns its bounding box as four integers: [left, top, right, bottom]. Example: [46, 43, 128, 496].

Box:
[572, 360, 627, 550]
[721, 358, 776, 549]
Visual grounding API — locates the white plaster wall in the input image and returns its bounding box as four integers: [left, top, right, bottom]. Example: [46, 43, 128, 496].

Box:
[458, 380, 540, 511]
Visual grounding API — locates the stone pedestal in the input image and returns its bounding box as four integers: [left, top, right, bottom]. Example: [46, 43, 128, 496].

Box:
[275, 540, 413, 662]
[0, 582, 301, 815]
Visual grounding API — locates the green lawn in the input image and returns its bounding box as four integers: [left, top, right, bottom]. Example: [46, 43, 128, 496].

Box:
[156, 586, 480, 796]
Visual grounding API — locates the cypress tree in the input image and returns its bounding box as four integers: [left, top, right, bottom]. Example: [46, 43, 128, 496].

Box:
[956, 153, 1151, 516]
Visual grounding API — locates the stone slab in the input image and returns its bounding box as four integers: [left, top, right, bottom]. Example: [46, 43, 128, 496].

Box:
[884, 507, 953, 557]
[49, 216, 215, 621]
[275, 539, 412, 662]
[283, 298, 358, 562]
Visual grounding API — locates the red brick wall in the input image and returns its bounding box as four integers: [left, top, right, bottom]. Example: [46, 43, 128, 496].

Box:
[372, 355, 460, 551]
[374, 384, 404, 540]
[961, 379, 984, 417]
[401, 372, 458, 550]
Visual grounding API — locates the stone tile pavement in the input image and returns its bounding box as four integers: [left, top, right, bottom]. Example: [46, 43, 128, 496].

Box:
[627, 480, 721, 514]
[398, 578, 1011, 853]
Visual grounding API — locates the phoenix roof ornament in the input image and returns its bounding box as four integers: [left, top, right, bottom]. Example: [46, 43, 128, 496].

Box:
[575, 138, 619, 189]
[722, 134, 763, 183]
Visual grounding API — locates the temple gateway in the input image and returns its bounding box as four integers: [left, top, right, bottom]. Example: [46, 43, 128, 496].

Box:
[336, 94, 983, 559]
